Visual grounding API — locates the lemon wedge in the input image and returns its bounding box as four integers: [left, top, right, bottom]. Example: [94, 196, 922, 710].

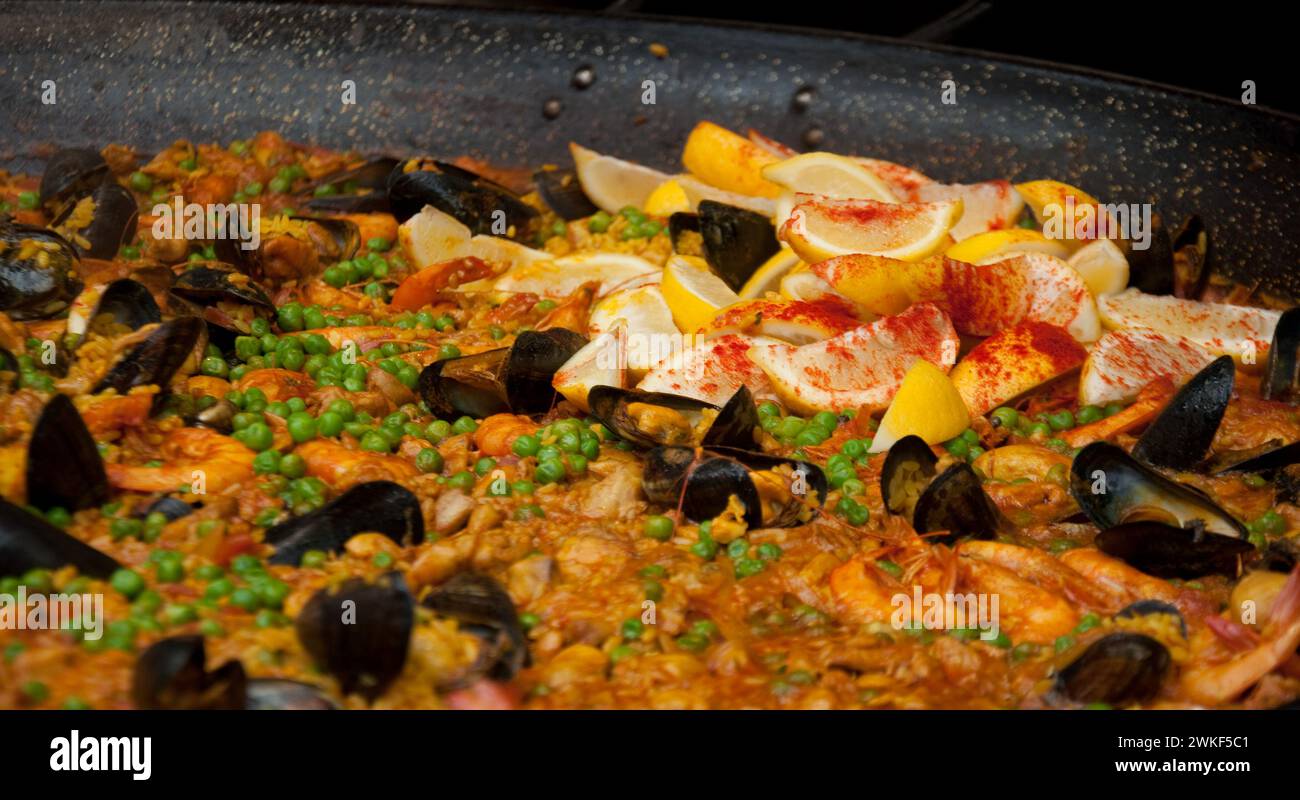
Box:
[701, 298, 859, 344]
[868, 359, 970, 453]
[570, 142, 672, 213]
[493, 252, 658, 297]
[553, 321, 628, 411]
[588, 285, 681, 374]
[946, 228, 1070, 264]
[398, 205, 471, 269]
[1067, 238, 1129, 297]
[674, 174, 777, 217]
[779, 195, 962, 263]
[681, 121, 782, 198]
[1014, 179, 1105, 252]
[643, 179, 692, 216]
[660, 255, 741, 333]
[739, 247, 802, 299]
[762, 152, 898, 202]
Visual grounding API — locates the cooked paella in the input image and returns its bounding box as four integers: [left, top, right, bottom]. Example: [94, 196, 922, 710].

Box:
[1, 121, 1298, 710]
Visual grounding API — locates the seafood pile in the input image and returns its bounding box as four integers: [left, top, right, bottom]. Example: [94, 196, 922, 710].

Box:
[0, 122, 1298, 710]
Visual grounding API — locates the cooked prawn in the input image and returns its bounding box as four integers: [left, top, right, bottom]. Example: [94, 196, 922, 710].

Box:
[1063, 379, 1172, 448]
[958, 556, 1079, 643]
[294, 439, 418, 489]
[234, 368, 316, 402]
[829, 545, 956, 626]
[474, 414, 539, 457]
[106, 427, 256, 493]
[537, 281, 598, 333]
[1057, 547, 1215, 620]
[959, 540, 1127, 613]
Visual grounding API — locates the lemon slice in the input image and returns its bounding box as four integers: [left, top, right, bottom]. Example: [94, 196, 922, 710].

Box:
[740, 247, 802, 299]
[493, 252, 658, 297]
[660, 255, 741, 333]
[1014, 179, 1106, 252]
[946, 229, 1070, 264]
[779, 196, 962, 263]
[570, 142, 672, 213]
[681, 121, 782, 198]
[588, 284, 681, 373]
[1014, 179, 1102, 221]
[1067, 238, 1129, 297]
[553, 321, 628, 412]
[748, 302, 959, 415]
[868, 360, 970, 453]
[398, 205, 472, 269]
[917, 180, 1025, 242]
[673, 174, 777, 217]
[762, 152, 898, 202]
[644, 179, 692, 217]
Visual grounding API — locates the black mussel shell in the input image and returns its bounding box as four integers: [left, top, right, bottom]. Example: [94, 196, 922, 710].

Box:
[170, 264, 275, 311]
[26, 394, 110, 511]
[534, 168, 598, 220]
[423, 572, 529, 686]
[1054, 632, 1171, 706]
[1171, 215, 1211, 300]
[303, 157, 399, 214]
[266, 480, 423, 566]
[694, 201, 780, 293]
[1115, 599, 1188, 638]
[138, 495, 195, 522]
[1095, 520, 1252, 579]
[133, 635, 247, 710]
[587, 385, 759, 451]
[53, 180, 138, 259]
[0, 221, 79, 319]
[912, 462, 1006, 543]
[91, 315, 204, 395]
[1126, 211, 1175, 296]
[1260, 538, 1300, 572]
[190, 397, 237, 433]
[1070, 442, 1247, 539]
[0, 495, 119, 578]
[880, 435, 939, 517]
[419, 328, 586, 418]
[1261, 307, 1300, 402]
[214, 215, 360, 278]
[295, 573, 414, 701]
[387, 159, 539, 238]
[643, 446, 826, 528]
[39, 148, 109, 207]
[668, 211, 700, 251]
[1208, 439, 1300, 476]
[244, 679, 338, 710]
[76, 279, 161, 347]
[1132, 356, 1233, 470]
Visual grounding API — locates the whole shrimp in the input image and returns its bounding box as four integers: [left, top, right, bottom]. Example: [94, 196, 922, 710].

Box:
[106, 427, 256, 493]
[294, 439, 418, 489]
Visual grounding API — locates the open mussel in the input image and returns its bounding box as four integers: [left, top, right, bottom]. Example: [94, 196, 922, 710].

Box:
[0, 495, 119, 579]
[215, 214, 360, 284]
[0, 220, 80, 319]
[170, 264, 275, 337]
[879, 435, 1006, 543]
[265, 480, 424, 566]
[1131, 356, 1233, 470]
[295, 572, 414, 701]
[643, 445, 826, 528]
[26, 393, 110, 511]
[387, 158, 539, 237]
[1053, 632, 1171, 706]
[534, 168, 598, 220]
[303, 156, 399, 213]
[1094, 520, 1252, 578]
[133, 635, 336, 710]
[1115, 599, 1188, 638]
[92, 315, 205, 395]
[1207, 439, 1300, 476]
[588, 385, 759, 450]
[68, 278, 161, 347]
[38, 148, 109, 208]
[52, 180, 138, 260]
[1171, 215, 1211, 299]
[422, 572, 528, 687]
[669, 201, 779, 293]
[1261, 307, 1300, 402]
[419, 328, 586, 418]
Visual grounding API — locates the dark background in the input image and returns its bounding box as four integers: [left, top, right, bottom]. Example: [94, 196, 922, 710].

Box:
[390, 0, 1294, 115]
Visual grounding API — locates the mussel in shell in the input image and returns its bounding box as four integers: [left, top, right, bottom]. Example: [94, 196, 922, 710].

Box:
[26, 393, 110, 512]
[215, 214, 360, 283]
[419, 328, 586, 418]
[1207, 439, 1300, 476]
[1131, 356, 1234, 470]
[91, 315, 205, 395]
[1171, 215, 1211, 300]
[642, 445, 827, 528]
[52, 180, 138, 260]
[387, 158, 539, 238]
[303, 156, 400, 214]
[1125, 211, 1176, 296]
[1115, 599, 1188, 638]
[38, 148, 110, 208]
[170, 264, 275, 336]
[534, 168, 598, 221]
[1070, 442, 1247, 539]
[0, 495, 119, 579]
[265, 480, 424, 566]
[133, 635, 336, 710]
[587, 385, 759, 451]
[0, 220, 80, 319]
[422, 572, 529, 687]
[879, 435, 1006, 543]
[1054, 632, 1171, 706]
[1094, 520, 1252, 578]
[295, 572, 414, 701]
[669, 201, 779, 293]
[68, 278, 162, 347]
[1261, 306, 1300, 402]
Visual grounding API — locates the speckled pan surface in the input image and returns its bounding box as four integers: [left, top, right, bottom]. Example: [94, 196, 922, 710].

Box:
[0, 0, 1296, 292]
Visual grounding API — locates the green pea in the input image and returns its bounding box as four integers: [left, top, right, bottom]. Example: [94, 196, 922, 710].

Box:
[239, 422, 275, 451]
[253, 449, 283, 475]
[534, 459, 565, 484]
[643, 514, 674, 540]
[1048, 410, 1075, 431]
[1075, 405, 1103, 425]
[587, 210, 612, 233]
[129, 171, 153, 192]
[451, 416, 477, 435]
[416, 448, 444, 474]
[109, 569, 145, 599]
[447, 471, 476, 491]
[286, 411, 318, 443]
[990, 407, 1020, 429]
[1103, 402, 1125, 417]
